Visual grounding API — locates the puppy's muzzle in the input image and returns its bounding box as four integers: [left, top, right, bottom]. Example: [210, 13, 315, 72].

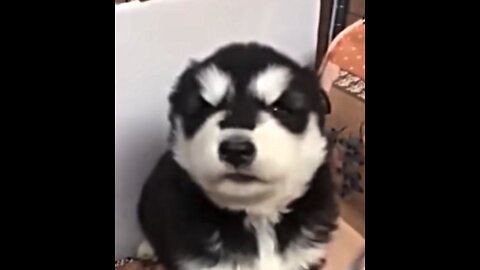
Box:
[218, 136, 255, 168]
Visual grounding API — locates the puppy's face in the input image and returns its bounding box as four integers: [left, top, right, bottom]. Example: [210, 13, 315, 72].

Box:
[169, 44, 330, 215]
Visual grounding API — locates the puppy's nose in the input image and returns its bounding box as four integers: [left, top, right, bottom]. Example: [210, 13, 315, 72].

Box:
[219, 138, 256, 168]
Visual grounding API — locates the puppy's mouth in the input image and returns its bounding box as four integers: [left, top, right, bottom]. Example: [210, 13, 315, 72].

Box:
[223, 173, 264, 184]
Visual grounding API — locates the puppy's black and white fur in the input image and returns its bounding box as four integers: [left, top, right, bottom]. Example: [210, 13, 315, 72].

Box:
[138, 43, 338, 270]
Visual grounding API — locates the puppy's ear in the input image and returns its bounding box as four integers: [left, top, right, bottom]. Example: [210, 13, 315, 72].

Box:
[188, 59, 199, 67]
[302, 65, 331, 114]
[301, 62, 316, 71]
[168, 59, 203, 124]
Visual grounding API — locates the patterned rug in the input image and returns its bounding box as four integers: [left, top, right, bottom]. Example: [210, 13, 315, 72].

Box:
[115, 258, 164, 270]
[333, 70, 365, 101]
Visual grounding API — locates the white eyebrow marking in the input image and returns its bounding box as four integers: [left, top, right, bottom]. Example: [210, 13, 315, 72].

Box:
[196, 64, 232, 106]
[249, 66, 292, 105]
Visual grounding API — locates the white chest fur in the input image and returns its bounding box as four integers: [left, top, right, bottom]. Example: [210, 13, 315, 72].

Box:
[248, 216, 282, 269]
[180, 217, 327, 270]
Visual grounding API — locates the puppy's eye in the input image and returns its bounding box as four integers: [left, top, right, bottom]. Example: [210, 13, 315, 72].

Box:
[268, 91, 305, 116]
[270, 104, 292, 115]
[183, 96, 215, 118]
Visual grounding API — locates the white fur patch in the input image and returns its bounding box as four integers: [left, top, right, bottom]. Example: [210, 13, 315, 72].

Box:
[245, 216, 281, 269]
[282, 227, 327, 270]
[197, 65, 232, 106]
[137, 240, 157, 260]
[206, 231, 223, 254]
[242, 112, 327, 218]
[179, 259, 234, 270]
[172, 112, 230, 187]
[172, 111, 327, 220]
[249, 66, 292, 105]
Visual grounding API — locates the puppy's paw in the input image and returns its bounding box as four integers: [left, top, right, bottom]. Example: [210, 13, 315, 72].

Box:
[137, 240, 157, 261]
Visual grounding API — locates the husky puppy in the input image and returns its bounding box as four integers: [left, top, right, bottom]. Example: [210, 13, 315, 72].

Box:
[138, 43, 338, 270]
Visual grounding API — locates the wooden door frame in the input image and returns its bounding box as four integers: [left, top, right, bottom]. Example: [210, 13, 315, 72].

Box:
[316, 0, 335, 69]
